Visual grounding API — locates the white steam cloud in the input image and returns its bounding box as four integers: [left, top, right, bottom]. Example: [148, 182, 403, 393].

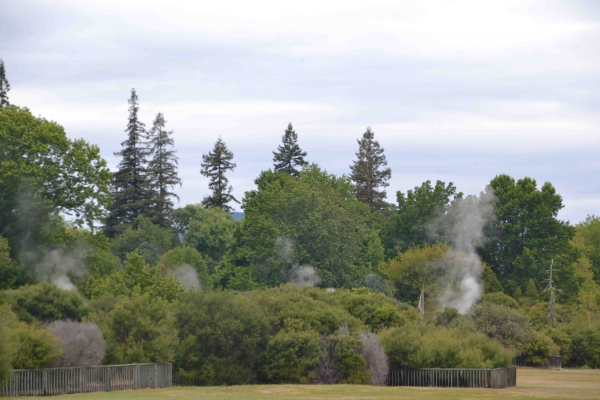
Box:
[436, 191, 496, 313]
[172, 264, 202, 290]
[289, 265, 322, 288]
[22, 247, 88, 292]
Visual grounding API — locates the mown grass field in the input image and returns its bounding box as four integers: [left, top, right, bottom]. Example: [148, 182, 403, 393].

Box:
[10, 368, 600, 400]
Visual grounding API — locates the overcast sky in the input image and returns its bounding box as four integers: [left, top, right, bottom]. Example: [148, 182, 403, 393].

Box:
[2, 0, 599, 223]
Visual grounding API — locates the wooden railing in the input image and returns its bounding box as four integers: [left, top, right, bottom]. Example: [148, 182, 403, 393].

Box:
[0, 363, 172, 397]
[386, 367, 516, 389]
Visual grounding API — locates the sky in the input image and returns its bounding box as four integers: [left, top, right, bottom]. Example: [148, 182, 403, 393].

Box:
[1, 0, 599, 223]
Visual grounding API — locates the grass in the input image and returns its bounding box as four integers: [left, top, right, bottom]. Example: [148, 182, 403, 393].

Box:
[10, 368, 600, 400]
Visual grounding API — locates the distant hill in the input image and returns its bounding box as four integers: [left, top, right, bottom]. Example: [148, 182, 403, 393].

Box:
[231, 212, 244, 221]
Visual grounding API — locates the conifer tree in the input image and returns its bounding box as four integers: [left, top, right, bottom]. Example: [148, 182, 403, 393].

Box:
[105, 89, 151, 236]
[272, 122, 307, 177]
[0, 59, 10, 109]
[349, 127, 391, 212]
[200, 137, 239, 212]
[146, 112, 182, 227]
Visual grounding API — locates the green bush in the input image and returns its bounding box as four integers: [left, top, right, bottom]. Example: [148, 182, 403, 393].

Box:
[0, 305, 15, 384]
[111, 218, 176, 265]
[158, 246, 210, 289]
[468, 302, 533, 348]
[0, 282, 88, 323]
[10, 322, 62, 369]
[521, 331, 559, 366]
[332, 335, 370, 384]
[481, 292, 519, 309]
[558, 323, 600, 368]
[261, 329, 321, 383]
[92, 293, 177, 364]
[172, 291, 270, 385]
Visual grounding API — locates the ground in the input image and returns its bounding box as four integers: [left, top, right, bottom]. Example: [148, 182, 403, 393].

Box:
[10, 369, 600, 399]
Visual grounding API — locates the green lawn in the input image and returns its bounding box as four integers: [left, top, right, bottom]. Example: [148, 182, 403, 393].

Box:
[10, 369, 600, 400]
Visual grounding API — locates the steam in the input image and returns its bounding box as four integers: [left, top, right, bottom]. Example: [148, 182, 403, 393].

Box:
[275, 236, 294, 266]
[21, 247, 88, 291]
[436, 192, 496, 313]
[172, 264, 202, 290]
[289, 265, 322, 288]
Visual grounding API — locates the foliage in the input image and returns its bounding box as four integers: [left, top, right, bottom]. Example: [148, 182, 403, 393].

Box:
[9, 321, 63, 369]
[349, 127, 391, 213]
[86, 250, 184, 301]
[574, 215, 600, 284]
[0, 282, 88, 323]
[435, 307, 460, 327]
[468, 302, 533, 349]
[48, 320, 105, 367]
[172, 290, 270, 385]
[105, 89, 152, 237]
[479, 175, 578, 298]
[0, 236, 36, 290]
[481, 292, 519, 309]
[172, 205, 235, 272]
[557, 322, 600, 368]
[331, 334, 370, 384]
[382, 180, 460, 255]
[521, 331, 559, 366]
[232, 165, 372, 288]
[0, 304, 15, 383]
[525, 278, 539, 300]
[111, 217, 175, 265]
[146, 112, 182, 227]
[482, 263, 504, 293]
[0, 58, 10, 108]
[381, 323, 513, 369]
[272, 122, 307, 177]
[92, 293, 177, 364]
[158, 246, 210, 289]
[261, 329, 321, 383]
[380, 243, 450, 303]
[200, 137, 239, 212]
[0, 107, 111, 252]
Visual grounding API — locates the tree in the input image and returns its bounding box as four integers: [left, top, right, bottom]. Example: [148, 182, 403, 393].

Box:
[349, 127, 391, 213]
[0, 107, 111, 250]
[0, 236, 36, 290]
[0, 305, 15, 384]
[48, 320, 105, 367]
[172, 205, 235, 272]
[479, 175, 578, 298]
[146, 112, 181, 227]
[110, 217, 175, 266]
[0, 59, 10, 109]
[200, 137, 238, 212]
[574, 215, 600, 284]
[382, 180, 461, 256]
[158, 246, 210, 290]
[261, 329, 321, 383]
[272, 122, 307, 177]
[105, 89, 151, 236]
[230, 165, 372, 287]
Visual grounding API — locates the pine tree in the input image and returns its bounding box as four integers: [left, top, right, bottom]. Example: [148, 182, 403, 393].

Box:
[200, 137, 239, 212]
[0, 59, 10, 109]
[272, 122, 307, 177]
[146, 112, 182, 227]
[105, 89, 151, 236]
[349, 127, 391, 212]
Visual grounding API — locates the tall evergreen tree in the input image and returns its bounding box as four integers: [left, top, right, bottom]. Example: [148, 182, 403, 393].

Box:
[105, 89, 151, 236]
[272, 122, 307, 177]
[349, 127, 391, 213]
[146, 112, 182, 227]
[0, 59, 10, 109]
[200, 137, 239, 212]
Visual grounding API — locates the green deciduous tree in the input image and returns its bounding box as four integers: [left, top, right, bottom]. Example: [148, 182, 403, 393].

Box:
[0, 236, 36, 290]
[105, 89, 152, 236]
[272, 122, 307, 177]
[349, 127, 391, 213]
[480, 175, 578, 298]
[110, 217, 176, 266]
[0, 59, 10, 109]
[0, 107, 111, 250]
[574, 215, 600, 284]
[146, 112, 181, 227]
[230, 165, 372, 287]
[382, 180, 461, 256]
[158, 246, 210, 289]
[200, 137, 238, 212]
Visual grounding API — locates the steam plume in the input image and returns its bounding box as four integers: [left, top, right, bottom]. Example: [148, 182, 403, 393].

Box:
[172, 264, 202, 290]
[289, 265, 321, 288]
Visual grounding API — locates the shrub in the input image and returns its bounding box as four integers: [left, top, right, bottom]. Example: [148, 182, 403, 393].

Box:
[468, 302, 533, 348]
[0, 305, 15, 384]
[0, 282, 88, 323]
[158, 246, 210, 289]
[9, 322, 62, 369]
[481, 292, 519, 309]
[261, 330, 321, 383]
[360, 331, 388, 385]
[172, 291, 270, 385]
[48, 320, 105, 367]
[521, 331, 559, 366]
[558, 323, 600, 368]
[92, 293, 177, 364]
[332, 334, 370, 384]
[111, 218, 175, 265]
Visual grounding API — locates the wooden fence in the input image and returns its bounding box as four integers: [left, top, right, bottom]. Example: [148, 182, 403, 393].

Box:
[386, 367, 516, 389]
[0, 363, 172, 397]
[513, 354, 561, 369]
